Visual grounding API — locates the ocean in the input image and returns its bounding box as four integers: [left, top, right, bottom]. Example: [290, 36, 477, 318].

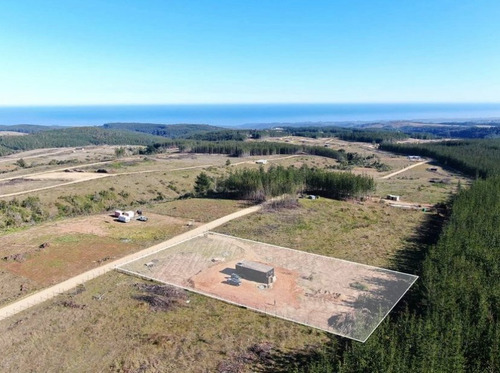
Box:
[0, 103, 500, 127]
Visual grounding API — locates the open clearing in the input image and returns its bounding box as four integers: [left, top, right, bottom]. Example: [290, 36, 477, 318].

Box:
[0, 142, 469, 371]
[118, 232, 417, 342]
[0, 212, 190, 305]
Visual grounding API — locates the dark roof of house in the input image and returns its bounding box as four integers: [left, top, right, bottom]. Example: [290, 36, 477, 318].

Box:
[236, 260, 274, 273]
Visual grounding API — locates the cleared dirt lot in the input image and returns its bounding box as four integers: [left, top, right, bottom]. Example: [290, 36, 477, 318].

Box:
[119, 232, 417, 342]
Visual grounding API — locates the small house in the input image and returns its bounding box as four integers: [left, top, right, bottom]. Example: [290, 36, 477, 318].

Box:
[235, 261, 275, 285]
[387, 194, 400, 201]
[407, 155, 422, 161]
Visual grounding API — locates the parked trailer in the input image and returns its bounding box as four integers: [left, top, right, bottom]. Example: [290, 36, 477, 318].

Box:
[124, 211, 135, 218]
[118, 215, 131, 223]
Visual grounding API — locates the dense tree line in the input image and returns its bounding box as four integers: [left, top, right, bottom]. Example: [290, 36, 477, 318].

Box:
[290, 175, 500, 373]
[0, 124, 58, 133]
[195, 165, 374, 201]
[380, 139, 500, 178]
[400, 123, 500, 139]
[279, 140, 500, 372]
[190, 141, 305, 157]
[142, 139, 348, 161]
[0, 127, 164, 153]
[269, 126, 435, 143]
[102, 123, 225, 138]
[187, 130, 246, 141]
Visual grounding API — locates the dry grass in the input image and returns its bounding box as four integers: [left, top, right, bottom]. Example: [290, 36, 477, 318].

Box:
[215, 198, 426, 268]
[375, 163, 469, 204]
[0, 271, 328, 372]
[148, 198, 248, 222]
[0, 270, 37, 307]
[0, 213, 189, 304]
[0, 145, 462, 371]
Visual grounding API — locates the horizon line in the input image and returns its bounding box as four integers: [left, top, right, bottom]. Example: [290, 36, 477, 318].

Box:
[1, 101, 500, 108]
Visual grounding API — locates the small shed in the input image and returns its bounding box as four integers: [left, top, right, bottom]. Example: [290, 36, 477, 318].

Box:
[256, 159, 268, 165]
[387, 194, 400, 201]
[235, 261, 275, 285]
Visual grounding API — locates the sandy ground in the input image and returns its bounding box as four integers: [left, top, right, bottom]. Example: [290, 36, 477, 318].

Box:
[26, 171, 107, 181]
[120, 232, 417, 341]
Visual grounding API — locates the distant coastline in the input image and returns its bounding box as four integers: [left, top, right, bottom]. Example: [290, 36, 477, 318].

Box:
[0, 103, 500, 127]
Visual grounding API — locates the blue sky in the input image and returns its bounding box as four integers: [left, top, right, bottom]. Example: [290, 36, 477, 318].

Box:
[0, 0, 499, 105]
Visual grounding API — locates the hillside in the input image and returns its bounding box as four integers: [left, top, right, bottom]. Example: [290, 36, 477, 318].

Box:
[0, 124, 60, 133]
[102, 123, 226, 138]
[0, 127, 166, 155]
[380, 138, 500, 178]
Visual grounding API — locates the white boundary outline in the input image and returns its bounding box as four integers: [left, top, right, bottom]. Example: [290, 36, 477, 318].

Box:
[115, 231, 418, 343]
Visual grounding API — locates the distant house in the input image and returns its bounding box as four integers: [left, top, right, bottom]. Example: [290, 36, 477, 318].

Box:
[235, 261, 275, 285]
[407, 155, 422, 161]
[386, 194, 400, 201]
[256, 159, 268, 165]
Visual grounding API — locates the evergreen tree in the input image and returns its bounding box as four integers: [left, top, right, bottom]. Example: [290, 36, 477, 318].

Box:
[193, 172, 213, 196]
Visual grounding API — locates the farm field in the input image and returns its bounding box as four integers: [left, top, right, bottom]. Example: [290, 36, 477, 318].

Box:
[118, 232, 417, 342]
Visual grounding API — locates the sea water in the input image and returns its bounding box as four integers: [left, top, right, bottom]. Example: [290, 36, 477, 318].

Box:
[0, 103, 499, 127]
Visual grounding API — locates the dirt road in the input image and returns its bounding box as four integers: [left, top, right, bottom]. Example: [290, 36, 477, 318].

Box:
[0, 204, 262, 321]
[379, 160, 429, 180]
[0, 155, 301, 198]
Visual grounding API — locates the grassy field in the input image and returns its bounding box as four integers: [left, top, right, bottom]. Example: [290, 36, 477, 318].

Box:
[0, 143, 468, 372]
[375, 162, 469, 204]
[216, 198, 425, 268]
[148, 198, 247, 222]
[0, 197, 428, 372]
[0, 271, 328, 372]
[0, 146, 119, 177]
[0, 213, 189, 305]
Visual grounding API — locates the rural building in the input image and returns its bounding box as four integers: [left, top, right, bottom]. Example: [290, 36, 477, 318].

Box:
[256, 159, 268, 165]
[407, 155, 422, 161]
[386, 194, 400, 201]
[235, 261, 275, 285]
